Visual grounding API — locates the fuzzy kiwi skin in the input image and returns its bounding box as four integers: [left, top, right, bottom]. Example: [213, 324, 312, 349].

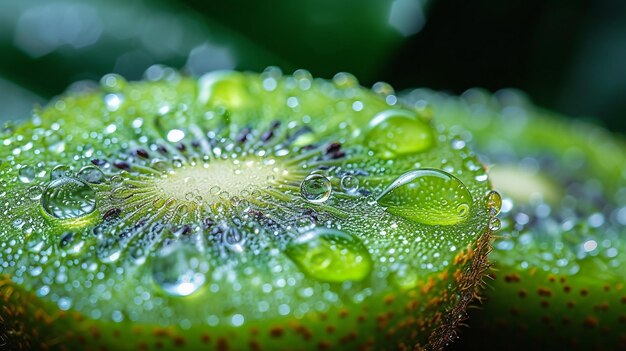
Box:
[0, 70, 493, 350]
[402, 88, 626, 350]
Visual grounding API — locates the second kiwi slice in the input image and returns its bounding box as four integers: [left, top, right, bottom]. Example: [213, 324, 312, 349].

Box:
[0, 69, 494, 350]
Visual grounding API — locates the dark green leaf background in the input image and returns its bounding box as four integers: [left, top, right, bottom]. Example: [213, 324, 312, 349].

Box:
[1, 0, 625, 133]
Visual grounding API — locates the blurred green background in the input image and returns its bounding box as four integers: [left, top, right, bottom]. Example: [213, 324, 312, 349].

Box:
[1, 0, 625, 133]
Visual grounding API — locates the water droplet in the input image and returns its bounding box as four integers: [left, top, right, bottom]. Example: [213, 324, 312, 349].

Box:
[286, 228, 372, 282]
[486, 190, 502, 216]
[167, 129, 185, 143]
[97, 237, 122, 263]
[50, 165, 72, 180]
[104, 93, 124, 112]
[390, 268, 419, 290]
[41, 178, 97, 220]
[109, 175, 124, 188]
[18, 166, 36, 183]
[59, 231, 85, 255]
[152, 244, 206, 297]
[365, 110, 434, 158]
[100, 73, 127, 91]
[489, 217, 502, 231]
[224, 228, 245, 253]
[27, 185, 43, 200]
[77, 166, 105, 184]
[377, 168, 472, 225]
[300, 173, 332, 203]
[372, 81, 395, 96]
[27, 236, 46, 253]
[198, 71, 250, 108]
[332, 72, 359, 89]
[340, 175, 360, 194]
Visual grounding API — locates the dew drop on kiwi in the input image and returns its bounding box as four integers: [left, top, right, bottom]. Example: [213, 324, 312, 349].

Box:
[59, 231, 85, 255]
[27, 185, 43, 200]
[151, 243, 206, 297]
[41, 177, 97, 220]
[365, 110, 434, 158]
[198, 71, 250, 109]
[77, 165, 105, 184]
[285, 228, 372, 282]
[488, 217, 502, 231]
[18, 165, 36, 183]
[50, 165, 72, 180]
[377, 168, 472, 225]
[300, 173, 332, 203]
[340, 174, 360, 194]
[486, 190, 502, 216]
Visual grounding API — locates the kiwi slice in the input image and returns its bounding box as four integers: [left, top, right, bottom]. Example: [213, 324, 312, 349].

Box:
[403, 88, 626, 350]
[0, 69, 494, 350]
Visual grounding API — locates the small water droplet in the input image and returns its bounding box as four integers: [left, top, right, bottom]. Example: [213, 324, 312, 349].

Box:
[50, 165, 72, 180]
[489, 217, 502, 231]
[340, 175, 360, 194]
[27, 236, 46, 253]
[27, 185, 43, 200]
[104, 93, 124, 112]
[300, 173, 332, 203]
[224, 228, 245, 253]
[152, 160, 172, 173]
[198, 71, 250, 108]
[41, 178, 97, 220]
[377, 168, 472, 225]
[167, 129, 185, 143]
[97, 237, 122, 263]
[18, 166, 36, 183]
[286, 228, 372, 282]
[59, 231, 85, 255]
[486, 190, 502, 216]
[372, 81, 395, 96]
[109, 175, 124, 188]
[366, 110, 434, 158]
[100, 73, 127, 91]
[152, 243, 206, 297]
[332, 72, 359, 89]
[77, 166, 105, 184]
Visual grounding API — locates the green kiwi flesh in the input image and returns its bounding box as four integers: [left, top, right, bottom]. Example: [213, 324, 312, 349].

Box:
[0, 69, 494, 350]
[403, 88, 626, 350]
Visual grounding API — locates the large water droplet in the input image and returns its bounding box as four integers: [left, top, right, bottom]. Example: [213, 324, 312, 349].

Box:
[285, 228, 372, 282]
[152, 244, 206, 297]
[365, 110, 434, 158]
[300, 173, 332, 203]
[41, 178, 97, 219]
[377, 168, 472, 225]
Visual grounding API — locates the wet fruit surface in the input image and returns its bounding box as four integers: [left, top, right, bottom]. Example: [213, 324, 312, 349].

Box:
[405, 88, 626, 350]
[0, 69, 493, 350]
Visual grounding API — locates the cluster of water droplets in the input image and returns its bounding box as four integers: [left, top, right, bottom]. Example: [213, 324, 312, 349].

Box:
[402, 87, 626, 276]
[0, 67, 497, 329]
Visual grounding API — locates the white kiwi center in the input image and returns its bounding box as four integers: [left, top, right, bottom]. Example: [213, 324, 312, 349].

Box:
[157, 159, 283, 203]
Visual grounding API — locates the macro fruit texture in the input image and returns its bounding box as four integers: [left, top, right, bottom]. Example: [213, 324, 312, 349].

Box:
[402, 88, 626, 350]
[0, 69, 494, 350]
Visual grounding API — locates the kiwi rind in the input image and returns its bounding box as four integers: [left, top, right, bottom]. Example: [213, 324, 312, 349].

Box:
[403, 88, 626, 350]
[0, 70, 493, 350]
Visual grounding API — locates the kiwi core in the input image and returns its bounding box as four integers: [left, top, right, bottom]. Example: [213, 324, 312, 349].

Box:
[156, 159, 283, 203]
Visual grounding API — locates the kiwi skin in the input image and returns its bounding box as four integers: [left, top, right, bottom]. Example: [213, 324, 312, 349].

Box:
[0, 69, 494, 350]
[403, 88, 626, 350]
